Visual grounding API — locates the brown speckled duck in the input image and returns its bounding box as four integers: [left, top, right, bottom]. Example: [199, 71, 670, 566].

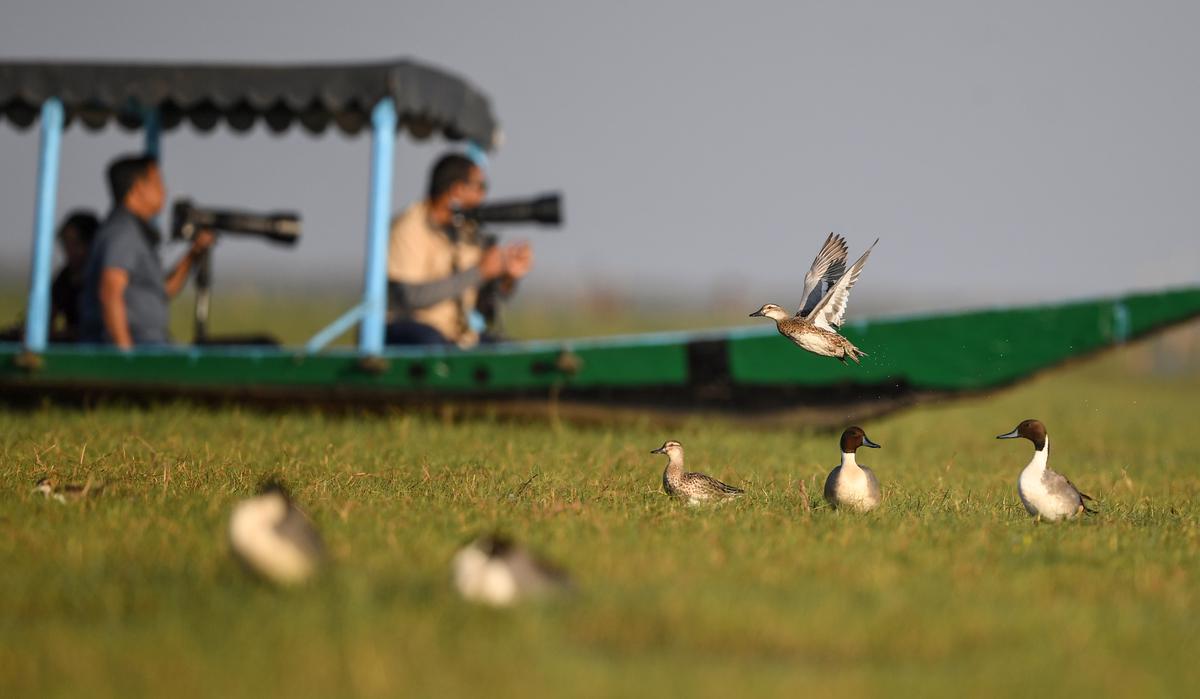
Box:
[751, 233, 877, 364]
[650, 440, 744, 505]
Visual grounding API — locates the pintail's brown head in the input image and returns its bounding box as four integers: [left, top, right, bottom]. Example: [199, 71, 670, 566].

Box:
[840, 426, 881, 453]
[996, 419, 1047, 451]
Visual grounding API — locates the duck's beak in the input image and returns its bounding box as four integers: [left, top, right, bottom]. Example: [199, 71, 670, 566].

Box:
[996, 427, 1021, 439]
[650, 446, 666, 454]
[749, 309, 764, 318]
[862, 436, 881, 448]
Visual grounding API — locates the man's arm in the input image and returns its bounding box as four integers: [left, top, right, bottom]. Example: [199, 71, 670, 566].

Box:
[390, 268, 483, 311]
[389, 244, 505, 311]
[98, 267, 134, 350]
[164, 232, 215, 299]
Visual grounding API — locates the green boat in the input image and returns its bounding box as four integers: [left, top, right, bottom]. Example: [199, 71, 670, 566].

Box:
[5, 286, 1199, 421]
[4, 60, 1198, 421]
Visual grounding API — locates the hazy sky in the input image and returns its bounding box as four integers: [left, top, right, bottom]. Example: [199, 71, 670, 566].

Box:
[2, 0, 1198, 313]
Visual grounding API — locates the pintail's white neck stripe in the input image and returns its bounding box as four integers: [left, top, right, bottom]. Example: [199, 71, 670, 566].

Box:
[1028, 436, 1049, 470]
[840, 451, 859, 469]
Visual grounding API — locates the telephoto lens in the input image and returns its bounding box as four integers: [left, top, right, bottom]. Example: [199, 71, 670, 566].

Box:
[171, 199, 301, 245]
[460, 193, 562, 226]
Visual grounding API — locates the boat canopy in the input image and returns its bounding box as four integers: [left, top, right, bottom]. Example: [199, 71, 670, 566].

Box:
[0, 59, 499, 145]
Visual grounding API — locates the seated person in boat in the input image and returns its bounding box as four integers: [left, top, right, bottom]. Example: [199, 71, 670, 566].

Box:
[79, 155, 214, 349]
[386, 153, 533, 348]
[51, 210, 100, 342]
[0, 210, 99, 343]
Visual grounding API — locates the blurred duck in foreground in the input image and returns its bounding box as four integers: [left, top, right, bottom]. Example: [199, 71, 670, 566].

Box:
[823, 426, 883, 512]
[34, 476, 103, 503]
[750, 233, 878, 364]
[997, 419, 1095, 521]
[229, 481, 326, 586]
[452, 534, 572, 607]
[651, 440, 744, 505]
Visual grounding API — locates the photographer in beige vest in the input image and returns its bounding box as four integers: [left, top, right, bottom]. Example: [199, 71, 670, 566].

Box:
[386, 153, 532, 347]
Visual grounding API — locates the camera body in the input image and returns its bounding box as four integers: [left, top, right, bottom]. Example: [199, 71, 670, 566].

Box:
[171, 199, 301, 246]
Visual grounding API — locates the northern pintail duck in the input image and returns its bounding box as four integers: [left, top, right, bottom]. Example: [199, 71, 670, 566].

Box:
[452, 534, 572, 607]
[228, 481, 326, 586]
[823, 426, 882, 511]
[997, 419, 1095, 521]
[750, 233, 878, 364]
[650, 440, 744, 504]
[33, 476, 103, 503]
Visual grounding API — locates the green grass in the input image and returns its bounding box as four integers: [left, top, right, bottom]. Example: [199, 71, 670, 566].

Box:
[2, 329, 1199, 697]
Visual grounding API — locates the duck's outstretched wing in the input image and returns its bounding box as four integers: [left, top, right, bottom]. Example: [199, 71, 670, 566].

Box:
[807, 239, 878, 332]
[797, 233, 849, 316]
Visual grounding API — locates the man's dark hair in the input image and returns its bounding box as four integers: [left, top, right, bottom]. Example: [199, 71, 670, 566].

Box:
[58, 210, 100, 244]
[107, 154, 159, 204]
[427, 153, 476, 201]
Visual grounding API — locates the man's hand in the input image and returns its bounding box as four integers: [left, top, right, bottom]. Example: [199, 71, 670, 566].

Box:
[190, 229, 216, 258]
[502, 241, 533, 280]
[165, 229, 216, 299]
[479, 245, 505, 280]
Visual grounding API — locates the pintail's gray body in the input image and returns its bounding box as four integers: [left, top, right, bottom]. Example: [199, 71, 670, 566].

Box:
[1016, 437, 1092, 521]
[823, 456, 882, 512]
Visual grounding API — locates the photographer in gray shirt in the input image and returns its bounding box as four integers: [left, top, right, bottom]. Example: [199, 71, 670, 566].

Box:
[80, 155, 214, 349]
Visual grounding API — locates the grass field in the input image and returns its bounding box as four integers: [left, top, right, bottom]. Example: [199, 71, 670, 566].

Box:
[2, 323, 1198, 697]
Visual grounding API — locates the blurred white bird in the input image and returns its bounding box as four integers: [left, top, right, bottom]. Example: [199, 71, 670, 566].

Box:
[452, 534, 572, 607]
[229, 481, 326, 586]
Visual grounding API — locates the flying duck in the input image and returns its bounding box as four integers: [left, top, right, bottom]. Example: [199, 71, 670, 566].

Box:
[750, 233, 877, 364]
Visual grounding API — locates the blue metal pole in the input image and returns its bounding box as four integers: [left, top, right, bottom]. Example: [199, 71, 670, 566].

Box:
[143, 108, 162, 228]
[23, 98, 65, 353]
[359, 99, 397, 355]
[143, 108, 161, 158]
[304, 303, 366, 354]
